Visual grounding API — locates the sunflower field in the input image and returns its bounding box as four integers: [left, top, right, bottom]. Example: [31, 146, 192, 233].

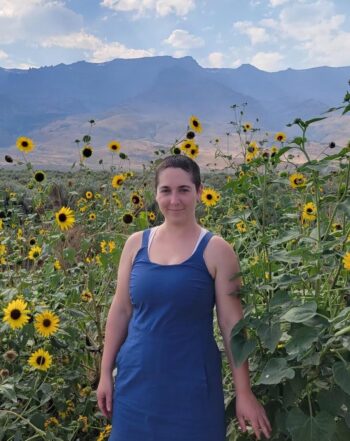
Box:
[1, 88, 350, 441]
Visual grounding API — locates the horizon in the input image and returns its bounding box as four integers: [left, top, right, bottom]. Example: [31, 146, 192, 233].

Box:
[0, 0, 349, 72]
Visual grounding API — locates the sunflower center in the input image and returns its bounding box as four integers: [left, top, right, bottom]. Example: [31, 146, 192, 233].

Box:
[43, 319, 52, 328]
[132, 196, 140, 204]
[33, 251, 39, 258]
[207, 195, 213, 200]
[248, 146, 255, 153]
[277, 136, 283, 141]
[22, 141, 28, 147]
[123, 214, 133, 224]
[295, 178, 303, 185]
[307, 208, 313, 213]
[117, 179, 122, 185]
[193, 120, 199, 127]
[59, 213, 67, 222]
[11, 309, 21, 319]
[35, 173, 44, 182]
[36, 356, 46, 365]
[83, 149, 92, 157]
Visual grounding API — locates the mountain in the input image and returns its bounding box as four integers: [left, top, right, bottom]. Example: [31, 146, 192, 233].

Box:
[0, 56, 349, 168]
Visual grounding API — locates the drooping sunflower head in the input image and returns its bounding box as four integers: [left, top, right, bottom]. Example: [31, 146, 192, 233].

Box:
[108, 140, 121, 153]
[34, 171, 46, 183]
[34, 311, 60, 337]
[55, 206, 75, 231]
[16, 136, 35, 153]
[28, 348, 52, 371]
[201, 188, 219, 207]
[189, 115, 202, 133]
[274, 132, 287, 143]
[81, 146, 93, 159]
[3, 299, 30, 329]
[247, 141, 259, 156]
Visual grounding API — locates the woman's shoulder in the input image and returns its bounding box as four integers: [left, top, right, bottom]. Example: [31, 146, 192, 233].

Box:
[205, 232, 237, 258]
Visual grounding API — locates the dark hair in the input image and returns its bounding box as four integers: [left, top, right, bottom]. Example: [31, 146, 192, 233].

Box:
[155, 155, 201, 191]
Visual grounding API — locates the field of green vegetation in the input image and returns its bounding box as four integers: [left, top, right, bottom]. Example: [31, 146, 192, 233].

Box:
[1, 92, 350, 440]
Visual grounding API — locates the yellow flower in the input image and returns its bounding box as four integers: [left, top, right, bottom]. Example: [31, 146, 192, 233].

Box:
[80, 205, 88, 213]
[78, 415, 89, 432]
[111, 174, 125, 189]
[17, 228, 23, 239]
[81, 145, 93, 159]
[108, 141, 121, 152]
[130, 192, 142, 206]
[28, 348, 52, 371]
[201, 188, 219, 207]
[331, 223, 342, 233]
[236, 221, 247, 233]
[243, 122, 252, 131]
[189, 115, 202, 133]
[3, 299, 30, 329]
[85, 191, 93, 200]
[184, 144, 199, 159]
[34, 171, 46, 183]
[147, 211, 156, 222]
[28, 245, 42, 260]
[100, 240, 116, 253]
[81, 290, 93, 302]
[180, 139, 196, 152]
[302, 202, 317, 221]
[89, 213, 96, 221]
[270, 146, 278, 157]
[0, 244, 7, 256]
[16, 136, 35, 153]
[44, 417, 59, 429]
[55, 207, 75, 231]
[122, 213, 134, 224]
[0, 219, 3, 230]
[54, 259, 61, 270]
[274, 132, 287, 142]
[34, 311, 60, 337]
[343, 252, 350, 270]
[247, 141, 259, 157]
[245, 153, 254, 163]
[289, 173, 306, 189]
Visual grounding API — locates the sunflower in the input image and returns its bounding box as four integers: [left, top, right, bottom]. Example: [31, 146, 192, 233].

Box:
[274, 132, 287, 142]
[16, 136, 35, 153]
[186, 131, 195, 140]
[85, 191, 93, 200]
[3, 299, 30, 329]
[122, 213, 134, 224]
[3, 349, 18, 362]
[245, 153, 254, 163]
[81, 290, 93, 302]
[147, 211, 156, 222]
[130, 192, 142, 206]
[201, 188, 219, 207]
[34, 311, 60, 337]
[44, 417, 59, 429]
[343, 252, 350, 270]
[55, 207, 75, 231]
[125, 171, 134, 178]
[247, 141, 259, 157]
[172, 146, 181, 155]
[243, 122, 252, 131]
[34, 171, 46, 183]
[236, 221, 247, 233]
[289, 173, 306, 189]
[112, 174, 125, 189]
[302, 202, 317, 221]
[185, 145, 199, 159]
[100, 240, 116, 253]
[180, 139, 196, 152]
[28, 348, 52, 371]
[28, 245, 42, 260]
[54, 259, 61, 270]
[108, 141, 121, 153]
[89, 213, 96, 221]
[28, 237, 36, 246]
[81, 146, 93, 159]
[0, 243, 7, 256]
[189, 115, 202, 133]
[331, 223, 342, 232]
[270, 146, 278, 157]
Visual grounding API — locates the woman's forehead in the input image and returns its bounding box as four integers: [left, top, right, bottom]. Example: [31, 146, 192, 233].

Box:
[157, 167, 194, 184]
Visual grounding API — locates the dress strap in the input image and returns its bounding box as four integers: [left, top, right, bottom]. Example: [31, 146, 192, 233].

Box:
[195, 231, 214, 256]
[141, 228, 151, 248]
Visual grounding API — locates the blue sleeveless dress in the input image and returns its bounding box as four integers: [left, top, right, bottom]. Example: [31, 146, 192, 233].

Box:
[109, 228, 225, 440]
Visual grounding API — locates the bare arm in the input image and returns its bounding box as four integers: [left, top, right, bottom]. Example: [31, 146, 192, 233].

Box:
[212, 236, 271, 440]
[100, 232, 141, 377]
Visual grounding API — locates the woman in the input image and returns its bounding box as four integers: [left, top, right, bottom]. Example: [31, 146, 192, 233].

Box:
[97, 155, 271, 440]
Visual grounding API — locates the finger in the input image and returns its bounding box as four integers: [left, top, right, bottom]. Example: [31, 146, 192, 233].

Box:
[260, 415, 272, 438]
[251, 420, 261, 440]
[238, 416, 247, 432]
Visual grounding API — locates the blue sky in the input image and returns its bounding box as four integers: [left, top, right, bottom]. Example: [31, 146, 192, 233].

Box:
[0, 0, 349, 71]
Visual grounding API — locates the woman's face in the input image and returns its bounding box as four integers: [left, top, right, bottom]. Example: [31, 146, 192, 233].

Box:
[155, 167, 202, 222]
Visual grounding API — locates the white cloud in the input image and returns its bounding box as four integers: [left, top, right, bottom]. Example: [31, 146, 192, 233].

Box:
[269, 0, 289, 6]
[301, 31, 350, 67]
[163, 29, 204, 49]
[0, 0, 43, 18]
[206, 52, 225, 68]
[233, 21, 270, 45]
[101, 0, 195, 17]
[0, 49, 8, 60]
[250, 51, 284, 71]
[41, 31, 155, 62]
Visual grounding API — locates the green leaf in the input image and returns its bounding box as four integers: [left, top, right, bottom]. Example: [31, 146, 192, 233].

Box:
[338, 198, 350, 218]
[256, 322, 282, 352]
[256, 357, 295, 385]
[63, 247, 76, 264]
[230, 331, 256, 368]
[281, 302, 317, 323]
[270, 229, 300, 246]
[285, 326, 319, 359]
[342, 103, 350, 115]
[332, 419, 350, 441]
[0, 383, 17, 402]
[333, 362, 350, 395]
[304, 117, 327, 128]
[318, 386, 350, 417]
[286, 409, 336, 441]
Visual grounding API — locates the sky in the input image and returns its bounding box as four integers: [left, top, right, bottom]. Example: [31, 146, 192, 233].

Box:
[0, 0, 350, 72]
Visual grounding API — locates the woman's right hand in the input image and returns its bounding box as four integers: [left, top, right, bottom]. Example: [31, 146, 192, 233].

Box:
[97, 373, 114, 420]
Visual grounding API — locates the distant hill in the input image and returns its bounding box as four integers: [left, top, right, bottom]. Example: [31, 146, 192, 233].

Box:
[0, 56, 349, 168]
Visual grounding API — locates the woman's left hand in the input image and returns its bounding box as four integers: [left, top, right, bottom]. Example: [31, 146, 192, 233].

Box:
[235, 390, 272, 440]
